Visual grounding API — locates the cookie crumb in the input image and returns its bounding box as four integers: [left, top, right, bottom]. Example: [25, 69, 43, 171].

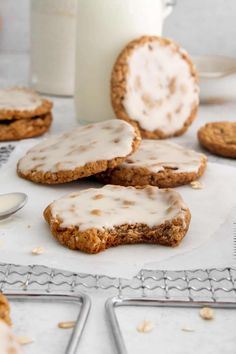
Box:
[31, 246, 44, 255]
[136, 320, 154, 333]
[17, 336, 34, 345]
[181, 327, 195, 332]
[190, 181, 203, 189]
[58, 321, 76, 329]
[199, 307, 214, 320]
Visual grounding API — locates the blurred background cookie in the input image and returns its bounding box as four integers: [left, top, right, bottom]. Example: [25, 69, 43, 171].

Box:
[111, 36, 199, 139]
[96, 140, 207, 188]
[198, 121, 236, 158]
[0, 87, 53, 141]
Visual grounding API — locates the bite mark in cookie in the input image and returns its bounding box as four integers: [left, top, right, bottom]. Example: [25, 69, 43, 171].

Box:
[44, 185, 191, 254]
[17, 119, 141, 184]
[96, 140, 207, 188]
[111, 36, 199, 139]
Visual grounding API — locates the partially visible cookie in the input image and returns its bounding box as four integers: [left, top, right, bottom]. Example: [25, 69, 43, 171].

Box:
[44, 184, 191, 254]
[111, 36, 199, 139]
[0, 87, 52, 120]
[0, 112, 52, 141]
[198, 121, 236, 158]
[0, 293, 11, 326]
[17, 119, 141, 184]
[96, 140, 207, 188]
[0, 321, 21, 354]
[0, 87, 53, 141]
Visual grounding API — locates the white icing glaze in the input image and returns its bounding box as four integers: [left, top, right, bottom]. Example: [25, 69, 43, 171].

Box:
[120, 140, 206, 173]
[123, 40, 199, 134]
[50, 185, 188, 231]
[0, 88, 43, 111]
[18, 120, 138, 173]
[0, 321, 21, 354]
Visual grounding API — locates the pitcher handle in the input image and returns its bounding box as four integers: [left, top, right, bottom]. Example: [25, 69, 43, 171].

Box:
[163, 0, 176, 19]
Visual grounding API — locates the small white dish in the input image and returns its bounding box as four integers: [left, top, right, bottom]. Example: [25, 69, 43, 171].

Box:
[192, 55, 236, 103]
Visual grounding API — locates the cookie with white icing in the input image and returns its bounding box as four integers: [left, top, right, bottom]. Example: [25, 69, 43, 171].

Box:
[0, 321, 21, 354]
[44, 185, 191, 253]
[0, 87, 53, 141]
[96, 140, 207, 188]
[17, 119, 141, 184]
[0, 87, 52, 120]
[111, 36, 199, 139]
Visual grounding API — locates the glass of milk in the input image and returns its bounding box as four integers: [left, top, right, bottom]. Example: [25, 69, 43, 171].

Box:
[75, 0, 175, 123]
[30, 0, 77, 96]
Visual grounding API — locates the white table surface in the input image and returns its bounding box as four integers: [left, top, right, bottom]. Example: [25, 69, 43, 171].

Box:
[0, 53, 236, 354]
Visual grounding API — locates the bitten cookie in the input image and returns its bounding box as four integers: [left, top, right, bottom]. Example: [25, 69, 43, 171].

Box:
[0, 321, 21, 354]
[111, 36, 199, 139]
[0, 87, 53, 141]
[44, 185, 191, 254]
[0, 293, 11, 326]
[198, 121, 236, 158]
[96, 140, 207, 188]
[17, 119, 141, 184]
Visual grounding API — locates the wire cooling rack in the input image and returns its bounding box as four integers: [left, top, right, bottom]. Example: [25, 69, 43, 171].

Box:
[0, 263, 236, 301]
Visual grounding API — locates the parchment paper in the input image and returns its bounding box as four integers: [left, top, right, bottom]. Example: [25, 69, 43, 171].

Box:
[0, 141, 236, 278]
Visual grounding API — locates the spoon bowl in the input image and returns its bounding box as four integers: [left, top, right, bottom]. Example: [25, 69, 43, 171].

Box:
[0, 193, 28, 220]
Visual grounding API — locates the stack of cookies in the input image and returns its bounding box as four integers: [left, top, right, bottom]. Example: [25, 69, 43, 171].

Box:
[17, 118, 207, 254]
[16, 36, 207, 254]
[0, 87, 53, 141]
[0, 293, 20, 354]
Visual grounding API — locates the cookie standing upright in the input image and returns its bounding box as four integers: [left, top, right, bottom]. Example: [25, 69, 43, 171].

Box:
[44, 185, 191, 254]
[17, 119, 141, 184]
[111, 36, 199, 139]
[198, 121, 236, 158]
[0, 87, 53, 141]
[97, 140, 207, 188]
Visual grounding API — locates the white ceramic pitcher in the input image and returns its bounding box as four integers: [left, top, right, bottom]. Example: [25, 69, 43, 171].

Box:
[74, 0, 175, 123]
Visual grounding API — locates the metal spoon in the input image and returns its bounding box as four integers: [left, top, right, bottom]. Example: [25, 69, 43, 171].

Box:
[0, 193, 28, 220]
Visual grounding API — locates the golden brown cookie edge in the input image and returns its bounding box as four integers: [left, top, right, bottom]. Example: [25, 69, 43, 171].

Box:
[0, 293, 11, 326]
[0, 112, 53, 141]
[95, 155, 207, 188]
